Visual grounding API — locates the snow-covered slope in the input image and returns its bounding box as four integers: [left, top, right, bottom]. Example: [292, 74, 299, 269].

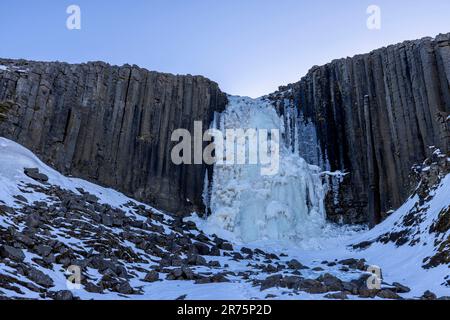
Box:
[0, 137, 449, 300]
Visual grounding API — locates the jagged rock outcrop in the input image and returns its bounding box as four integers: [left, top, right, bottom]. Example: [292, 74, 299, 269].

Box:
[272, 33, 450, 225]
[0, 59, 227, 214]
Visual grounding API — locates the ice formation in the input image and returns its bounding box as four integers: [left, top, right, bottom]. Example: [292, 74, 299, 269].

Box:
[205, 96, 328, 243]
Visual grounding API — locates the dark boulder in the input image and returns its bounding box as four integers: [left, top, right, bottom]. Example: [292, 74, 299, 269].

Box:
[24, 168, 48, 183]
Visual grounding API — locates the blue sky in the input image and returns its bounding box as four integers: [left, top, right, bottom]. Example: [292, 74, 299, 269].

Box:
[1, 0, 450, 97]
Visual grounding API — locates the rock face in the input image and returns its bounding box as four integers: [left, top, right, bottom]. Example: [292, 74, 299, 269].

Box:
[0, 59, 227, 214]
[272, 33, 450, 225]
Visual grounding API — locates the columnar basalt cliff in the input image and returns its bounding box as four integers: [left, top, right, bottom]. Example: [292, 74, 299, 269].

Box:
[1, 33, 450, 225]
[0, 59, 227, 214]
[272, 33, 450, 225]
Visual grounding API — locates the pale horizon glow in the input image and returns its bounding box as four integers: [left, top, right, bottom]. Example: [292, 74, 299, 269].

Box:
[1, 0, 450, 97]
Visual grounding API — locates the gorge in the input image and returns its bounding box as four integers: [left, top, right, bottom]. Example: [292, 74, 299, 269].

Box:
[1, 33, 449, 228]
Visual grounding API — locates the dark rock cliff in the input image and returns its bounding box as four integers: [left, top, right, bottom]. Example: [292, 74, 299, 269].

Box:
[0, 59, 228, 214]
[1, 32, 449, 225]
[272, 33, 450, 225]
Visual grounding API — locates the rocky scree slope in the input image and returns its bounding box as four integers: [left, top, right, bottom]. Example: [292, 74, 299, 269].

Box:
[0, 138, 449, 300]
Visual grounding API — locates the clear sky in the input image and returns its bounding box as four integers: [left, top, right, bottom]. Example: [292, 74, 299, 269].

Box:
[1, 0, 450, 97]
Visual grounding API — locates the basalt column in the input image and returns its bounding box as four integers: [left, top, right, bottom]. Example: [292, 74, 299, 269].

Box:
[274, 33, 450, 224]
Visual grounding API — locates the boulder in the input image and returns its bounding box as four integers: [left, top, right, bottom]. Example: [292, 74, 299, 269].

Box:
[0, 245, 25, 262]
[143, 271, 159, 283]
[24, 168, 48, 183]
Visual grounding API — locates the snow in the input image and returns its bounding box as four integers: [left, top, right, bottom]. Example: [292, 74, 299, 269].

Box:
[347, 175, 450, 297]
[0, 64, 29, 73]
[0, 137, 162, 213]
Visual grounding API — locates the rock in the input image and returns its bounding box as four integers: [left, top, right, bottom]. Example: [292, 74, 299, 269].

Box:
[342, 281, 358, 295]
[24, 168, 48, 183]
[1, 32, 450, 226]
[54, 290, 74, 300]
[194, 277, 211, 285]
[209, 246, 221, 256]
[0, 61, 228, 216]
[210, 274, 230, 283]
[376, 289, 402, 300]
[317, 273, 343, 292]
[13, 195, 28, 203]
[181, 267, 195, 280]
[176, 294, 187, 300]
[143, 271, 159, 283]
[266, 253, 279, 260]
[219, 242, 233, 251]
[281, 276, 303, 289]
[167, 267, 196, 281]
[298, 279, 328, 294]
[241, 247, 253, 255]
[287, 259, 306, 270]
[260, 275, 283, 291]
[0, 245, 25, 262]
[208, 261, 221, 268]
[170, 258, 184, 267]
[101, 214, 113, 227]
[25, 214, 41, 229]
[312, 267, 324, 271]
[358, 287, 379, 298]
[232, 253, 244, 260]
[84, 282, 103, 294]
[35, 245, 52, 257]
[264, 264, 277, 273]
[391, 282, 411, 294]
[193, 242, 210, 256]
[338, 258, 366, 270]
[421, 290, 438, 300]
[186, 254, 207, 266]
[325, 292, 348, 300]
[116, 281, 134, 295]
[270, 33, 450, 224]
[25, 267, 54, 288]
[89, 257, 117, 273]
[15, 234, 34, 247]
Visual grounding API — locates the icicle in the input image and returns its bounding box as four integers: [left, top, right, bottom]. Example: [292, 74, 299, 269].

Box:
[206, 96, 327, 243]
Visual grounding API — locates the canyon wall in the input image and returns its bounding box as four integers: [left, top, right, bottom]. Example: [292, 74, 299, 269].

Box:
[273, 33, 450, 225]
[1, 32, 450, 225]
[0, 59, 227, 214]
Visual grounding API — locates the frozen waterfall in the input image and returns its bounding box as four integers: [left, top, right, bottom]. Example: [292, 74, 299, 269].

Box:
[204, 96, 328, 243]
